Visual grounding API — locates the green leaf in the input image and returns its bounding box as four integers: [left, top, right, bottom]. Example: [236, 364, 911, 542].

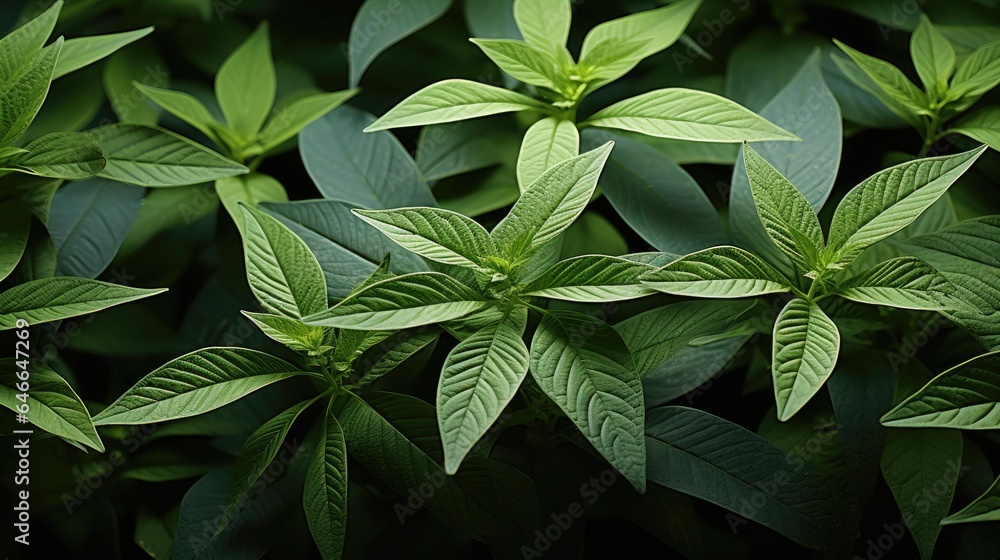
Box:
[882, 352, 1000, 429]
[579, 0, 700, 80]
[0, 199, 30, 283]
[240, 204, 328, 319]
[7, 131, 104, 179]
[304, 402, 348, 560]
[951, 106, 1000, 151]
[220, 397, 319, 532]
[521, 255, 656, 302]
[133, 82, 221, 142]
[353, 207, 497, 269]
[835, 257, 953, 310]
[53, 27, 154, 79]
[949, 38, 1000, 101]
[101, 44, 164, 126]
[216, 172, 288, 235]
[92, 348, 305, 426]
[348, 0, 453, 87]
[642, 335, 750, 407]
[258, 89, 357, 153]
[530, 310, 646, 492]
[744, 143, 825, 271]
[243, 311, 326, 353]
[0, 277, 165, 330]
[0, 1, 60, 80]
[303, 272, 488, 330]
[582, 88, 797, 143]
[0, 361, 103, 452]
[355, 329, 440, 387]
[772, 298, 840, 422]
[641, 246, 792, 298]
[513, 0, 570, 55]
[471, 39, 564, 90]
[517, 116, 579, 191]
[645, 406, 839, 551]
[215, 23, 275, 137]
[0, 38, 62, 146]
[825, 146, 986, 268]
[301, 105, 436, 207]
[417, 118, 516, 181]
[576, 38, 654, 85]
[881, 429, 963, 560]
[910, 15, 955, 96]
[833, 40, 928, 122]
[942, 474, 1000, 525]
[491, 142, 613, 258]
[365, 79, 549, 131]
[87, 124, 248, 187]
[438, 308, 529, 474]
[615, 300, 755, 375]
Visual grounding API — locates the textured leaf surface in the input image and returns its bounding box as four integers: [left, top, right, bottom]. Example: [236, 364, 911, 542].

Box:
[835, 257, 953, 310]
[882, 352, 1000, 429]
[772, 298, 840, 422]
[0, 277, 165, 330]
[641, 246, 791, 298]
[304, 403, 349, 560]
[354, 207, 496, 268]
[521, 255, 656, 302]
[517, 117, 579, 190]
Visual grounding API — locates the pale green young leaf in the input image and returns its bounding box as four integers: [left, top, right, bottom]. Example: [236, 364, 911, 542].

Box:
[216, 173, 289, 235]
[303, 272, 489, 330]
[304, 403, 348, 560]
[348, 0, 452, 87]
[0, 38, 62, 146]
[492, 142, 613, 258]
[910, 15, 955, 96]
[772, 298, 840, 422]
[744, 143, 825, 271]
[640, 246, 792, 298]
[354, 329, 440, 388]
[833, 40, 928, 119]
[133, 82, 221, 142]
[881, 429, 962, 560]
[0, 199, 30, 283]
[471, 39, 565, 90]
[87, 124, 248, 187]
[950, 107, 1000, 151]
[365, 79, 550, 131]
[517, 117, 579, 191]
[835, 257, 953, 310]
[521, 255, 656, 302]
[530, 311, 646, 492]
[240, 204, 328, 319]
[243, 311, 326, 353]
[825, 146, 986, 268]
[576, 38, 653, 84]
[215, 23, 275, 137]
[829, 52, 923, 130]
[53, 27, 154, 79]
[0, 277, 165, 330]
[0, 0, 60, 79]
[882, 352, 1000, 429]
[92, 348, 306, 426]
[0, 361, 103, 452]
[353, 207, 497, 269]
[583, 89, 797, 143]
[258, 89, 358, 153]
[942, 474, 1000, 525]
[949, 38, 1000, 101]
[438, 308, 529, 474]
[513, 0, 571, 54]
[7, 131, 105, 179]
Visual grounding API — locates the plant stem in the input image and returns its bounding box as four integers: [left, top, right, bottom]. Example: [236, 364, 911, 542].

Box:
[918, 112, 942, 158]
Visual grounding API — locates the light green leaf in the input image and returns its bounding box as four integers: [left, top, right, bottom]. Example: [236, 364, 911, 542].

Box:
[530, 310, 646, 492]
[951, 107, 1000, 151]
[240, 204, 328, 319]
[835, 257, 953, 310]
[513, 0, 570, 55]
[910, 15, 955, 96]
[833, 40, 927, 122]
[517, 116, 579, 191]
[641, 246, 792, 298]
[825, 146, 986, 268]
[215, 23, 275, 137]
[942, 474, 1000, 525]
[0, 277, 165, 330]
[304, 402, 348, 560]
[882, 352, 1000, 429]
[355, 329, 440, 387]
[133, 82, 220, 142]
[949, 38, 1000, 101]
[365, 79, 549, 131]
[438, 308, 529, 474]
[0, 199, 31, 283]
[303, 272, 488, 330]
[744, 143, 825, 271]
[92, 348, 305, 425]
[258, 89, 357, 153]
[8, 131, 104, 179]
[772, 298, 840, 422]
[353, 207, 496, 269]
[0, 361, 103, 452]
[0, 38, 62, 146]
[881, 429, 962, 560]
[87, 124, 248, 187]
[0, 0, 60, 80]
[583, 88, 797, 143]
[348, 0, 453, 87]
[471, 39, 564, 90]
[491, 142, 613, 258]
[216, 172, 288, 234]
[53, 27, 154, 79]
[577, 38, 654, 85]
[521, 255, 656, 302]
[243, 311, 326, 353]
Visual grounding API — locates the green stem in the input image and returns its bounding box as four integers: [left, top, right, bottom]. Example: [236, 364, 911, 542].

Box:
[918, 112, 942, 158]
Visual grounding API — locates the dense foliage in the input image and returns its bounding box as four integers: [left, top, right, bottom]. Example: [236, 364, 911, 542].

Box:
[2, 0, 1000, 558]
